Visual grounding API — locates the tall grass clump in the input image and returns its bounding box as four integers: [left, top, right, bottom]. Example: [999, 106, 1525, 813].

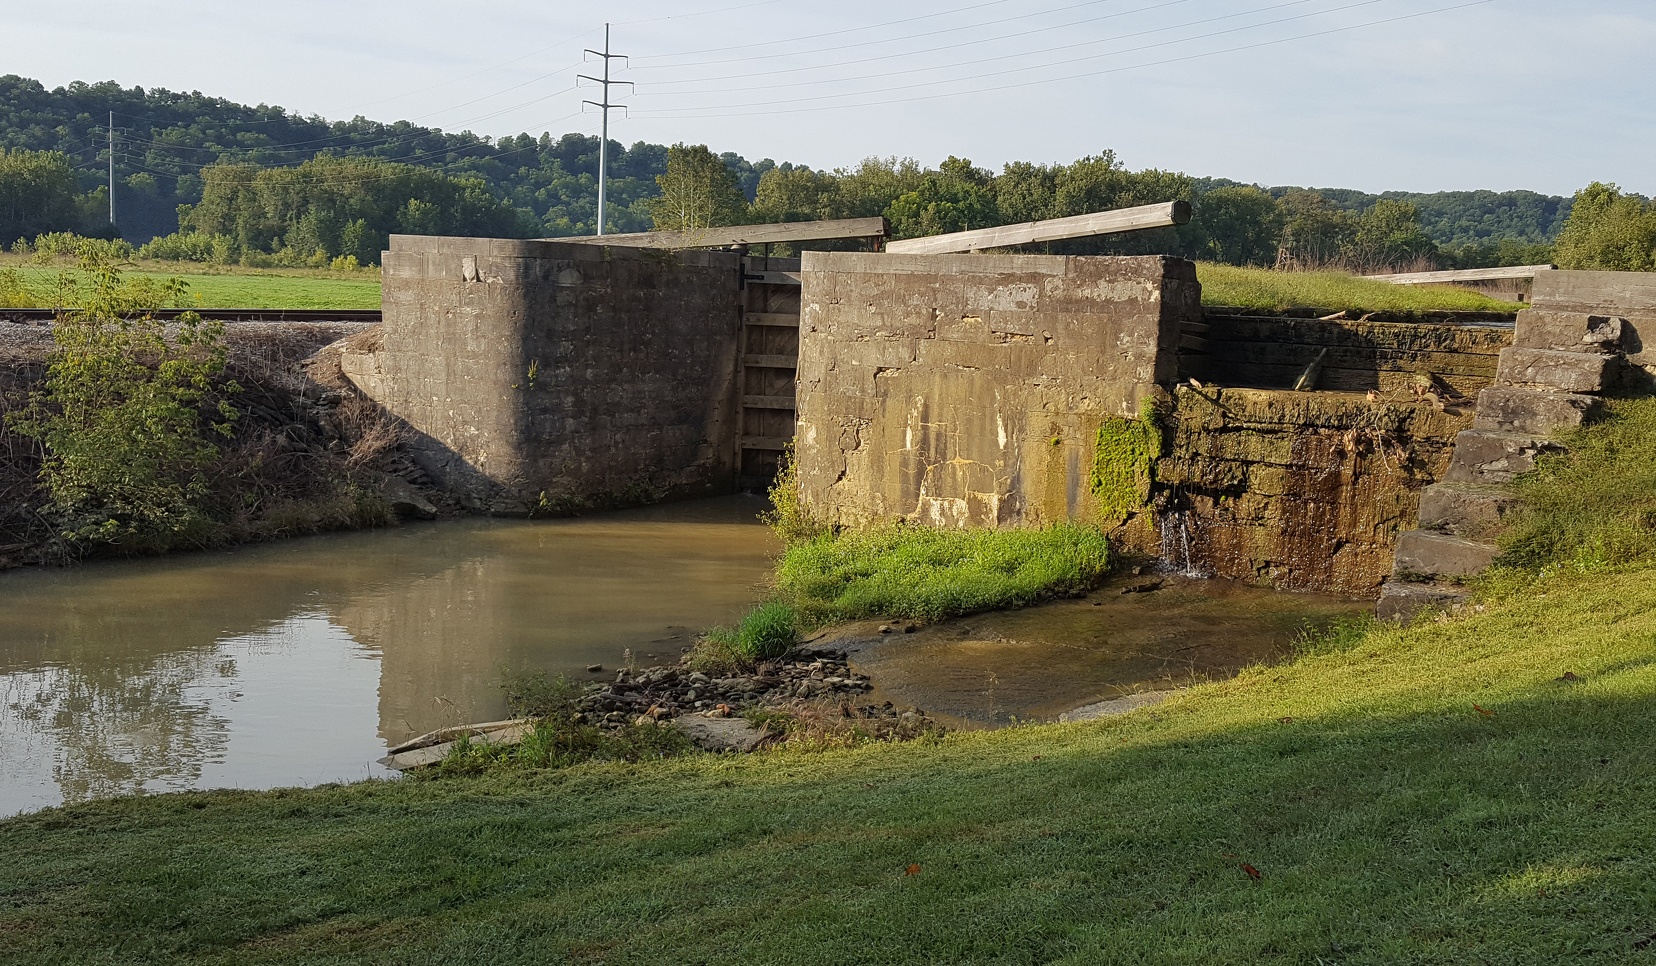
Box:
[1496, 396, 1656, 574]
[704, 601, 798, 663]
[777, 522, 1111, 625]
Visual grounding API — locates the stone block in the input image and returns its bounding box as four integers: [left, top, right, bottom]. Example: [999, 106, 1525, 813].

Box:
[1495, 346, 1620, 393]
[1376, 581, 1471, 623]
[1394, 530, 1499, 578]
[1513, 309, 1624, 351]
[1443, 430, 1557, 485]
[1417, 482, 1517, 540]
[1471, 386, 1596, 435]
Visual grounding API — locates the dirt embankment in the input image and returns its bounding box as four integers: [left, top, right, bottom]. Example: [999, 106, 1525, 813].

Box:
[0, 321, 447, 568]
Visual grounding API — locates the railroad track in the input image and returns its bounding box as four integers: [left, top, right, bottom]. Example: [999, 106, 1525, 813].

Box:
[0, 308, 382, 324]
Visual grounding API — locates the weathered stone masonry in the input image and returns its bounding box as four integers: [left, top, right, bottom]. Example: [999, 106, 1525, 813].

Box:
[793, 252, 1199, 529]
[347, 235, 744, 512]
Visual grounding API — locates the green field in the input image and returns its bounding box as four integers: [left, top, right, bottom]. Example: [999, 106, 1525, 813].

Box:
[1, 262, 383, 310]
[3, 258, 1524, 314]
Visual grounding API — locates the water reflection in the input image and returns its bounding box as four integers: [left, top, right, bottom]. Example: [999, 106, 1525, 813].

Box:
[0, 496, 778, 815]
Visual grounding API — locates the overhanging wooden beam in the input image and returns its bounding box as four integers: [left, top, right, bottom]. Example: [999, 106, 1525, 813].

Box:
[548, 217, 889, 249]
[1363, 265, 1557, 286]
[883, 201, 1191, 256]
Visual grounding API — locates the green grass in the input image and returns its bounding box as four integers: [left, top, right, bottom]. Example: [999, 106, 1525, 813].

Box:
[1197, 263, 1524, 314]
[705, 600, 801, 662]
[0, 261, 382, 310]
[775, 522, 1113, 624]
[4, 561, 1656, 963]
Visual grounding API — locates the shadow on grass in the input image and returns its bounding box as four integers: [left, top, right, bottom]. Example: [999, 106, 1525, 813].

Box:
[2, 660, 1654, 965]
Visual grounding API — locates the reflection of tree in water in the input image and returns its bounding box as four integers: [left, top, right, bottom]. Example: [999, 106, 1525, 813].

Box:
[3, 648, 233, 804]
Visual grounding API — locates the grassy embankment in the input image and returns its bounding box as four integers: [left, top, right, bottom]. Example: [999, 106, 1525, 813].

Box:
[4, 259, 1520, 314]
[5, 400, 1656, 963]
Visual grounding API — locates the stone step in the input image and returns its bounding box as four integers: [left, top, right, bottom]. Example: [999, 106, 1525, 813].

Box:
[1417, 481, 1519, 540]
[1377, 580, 1472, 623]
[1514, 309, 1625, 352]
[1472, 386, 1597, 435]
[1394, 529, 1499, 578]
[1443, 429, 1559, 485]
[1495, 346, 1621, 393]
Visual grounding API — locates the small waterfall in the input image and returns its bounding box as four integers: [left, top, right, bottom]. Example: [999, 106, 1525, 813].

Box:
[1158, 509, 1206, 578]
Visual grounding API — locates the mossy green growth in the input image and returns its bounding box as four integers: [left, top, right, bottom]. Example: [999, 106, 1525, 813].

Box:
[1090, 398, 1163, 524]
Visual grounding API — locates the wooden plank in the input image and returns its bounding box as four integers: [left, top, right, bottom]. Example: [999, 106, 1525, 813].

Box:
[1363, 265, 1556, 285]
[548, 217, 888, 250]
[745, 312, 799, 327]
[1204, 340, 1500, 377]
[741, 436, 792, 451]
[746, 271, 801, 287]
[1209, 362, 1493, 397]
[883, 201, 1191, 255]
[744, 354, 797, 369]
[743, 395, 796, 410]
[1204, 317, 1510, 354]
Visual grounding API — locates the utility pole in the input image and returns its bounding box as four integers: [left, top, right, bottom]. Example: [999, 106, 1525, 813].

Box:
[580, 24, 631, 236]
[108, 111, 117, 231]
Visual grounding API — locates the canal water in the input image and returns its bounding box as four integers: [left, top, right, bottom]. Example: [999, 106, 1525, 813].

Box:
[0, 496, 779, 816]
[0, 496, 1369, 816]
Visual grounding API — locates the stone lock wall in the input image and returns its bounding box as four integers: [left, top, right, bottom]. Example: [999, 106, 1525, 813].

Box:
[1160, 388, 1476, 597]
[793, 253, 1199, 528]
[347, 235, 744, 512]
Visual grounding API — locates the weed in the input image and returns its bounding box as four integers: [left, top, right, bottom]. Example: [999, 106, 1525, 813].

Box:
[762, 443, 827, 545]
[703, 601, 798, 666]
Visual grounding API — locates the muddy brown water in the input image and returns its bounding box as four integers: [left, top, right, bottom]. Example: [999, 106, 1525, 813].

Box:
[832, 577, 1369, 728]
[0, 496, 779, 816]
[0, 499, 1367, 816]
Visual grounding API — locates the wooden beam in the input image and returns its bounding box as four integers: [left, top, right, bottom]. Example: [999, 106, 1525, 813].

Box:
[744, 312, 799, 327]
[547, 217, 888, 250]
[744, 271, 801, 287]
[883, 201, 1191, 255]
[1363, 265, 1556, 285]
[740, 436, 792, 451]
[744, 354, 797, 369]
[743, 395, 797, 410]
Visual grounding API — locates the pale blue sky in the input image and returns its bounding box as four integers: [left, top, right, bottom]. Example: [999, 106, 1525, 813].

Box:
[8, 0, 1651, 196]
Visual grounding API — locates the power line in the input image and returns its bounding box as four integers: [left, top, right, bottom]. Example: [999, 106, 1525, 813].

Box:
[630, 0, 1494, 119]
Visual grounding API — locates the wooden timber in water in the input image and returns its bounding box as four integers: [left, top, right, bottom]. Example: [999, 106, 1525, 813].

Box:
[379, 718, 535, 772]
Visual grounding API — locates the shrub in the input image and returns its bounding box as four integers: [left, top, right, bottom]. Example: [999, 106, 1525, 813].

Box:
[762, 443, 827, 544]
[777, 522, 1111, 625]
[0, 268, 32, 308]
[138, 230, 234, 264]
[29, 232, 133, 261]
[6, 256, 239, 553]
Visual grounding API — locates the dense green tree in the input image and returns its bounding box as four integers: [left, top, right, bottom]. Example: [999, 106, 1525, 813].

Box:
[751, 165, 838, 223]
[885, 156, 998, 239]
[1553, 182, 1656, 272]
[0, 147, 82, 243]
[1276, 191, 1356, 268]
[823, 157, 926, 220]
[1350, 199, 1439, 271]
[1191, 186, 1283, 266]
[648, 143, 749, 233]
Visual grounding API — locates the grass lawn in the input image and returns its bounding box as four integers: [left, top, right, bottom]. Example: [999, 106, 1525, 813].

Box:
[1196, 263, 1524, 315]
[1, 261, 382, 310]
[4, 559, 1655, 963]
[5, 258, 1522, 314]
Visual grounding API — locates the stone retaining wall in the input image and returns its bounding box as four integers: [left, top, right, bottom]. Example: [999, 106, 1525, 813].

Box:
[794, 253, 1199, 528]
[350, 236, 744, 513]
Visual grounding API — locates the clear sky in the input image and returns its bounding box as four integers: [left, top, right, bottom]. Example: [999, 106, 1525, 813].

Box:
[8, 0, 1652, 197]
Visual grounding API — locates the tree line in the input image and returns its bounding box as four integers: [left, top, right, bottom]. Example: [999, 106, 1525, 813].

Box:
[3, 73, 1648, 273]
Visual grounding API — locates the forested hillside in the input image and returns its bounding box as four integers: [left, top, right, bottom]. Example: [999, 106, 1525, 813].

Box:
[0, 74, 1581, 269]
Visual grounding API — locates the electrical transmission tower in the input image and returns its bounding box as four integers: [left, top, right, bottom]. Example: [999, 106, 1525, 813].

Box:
[108, 111, 120, 232]
[580, 24, 631, 236]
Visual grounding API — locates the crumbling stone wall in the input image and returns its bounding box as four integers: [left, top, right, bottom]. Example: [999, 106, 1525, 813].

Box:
[794, 252, 1198, 528]
[1159, 388, 1475, 596]
[350, 236, 744, 513]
